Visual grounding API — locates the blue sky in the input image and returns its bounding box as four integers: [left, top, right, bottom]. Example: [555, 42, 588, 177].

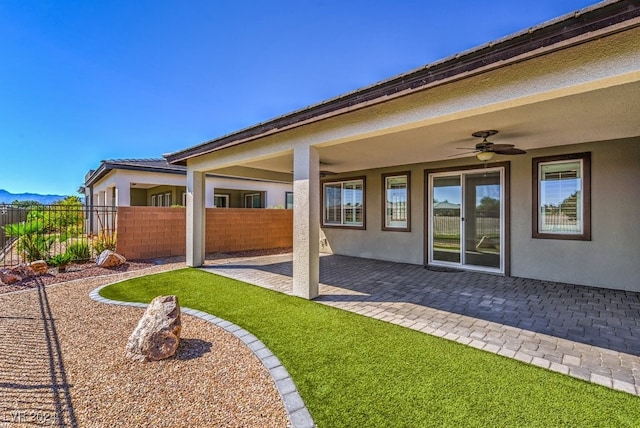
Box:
[0, 0, 599, 196]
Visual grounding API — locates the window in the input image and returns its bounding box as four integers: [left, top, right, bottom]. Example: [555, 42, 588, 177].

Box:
[214, 194, 229, 208]
[157, 193, 164, 207]
[323, 177, 365, 228]
[533, 152, 591, 240]
[182, 192, 187, 206]
[382, 172, 410, 231]
[244, 193, 261, 208]
[285, 192, 294, 209]
[164, 192, 172, 207]
[151, 195, 157, 207]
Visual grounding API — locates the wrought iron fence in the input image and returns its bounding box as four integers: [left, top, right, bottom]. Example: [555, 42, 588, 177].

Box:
[0, 204, 117, 268]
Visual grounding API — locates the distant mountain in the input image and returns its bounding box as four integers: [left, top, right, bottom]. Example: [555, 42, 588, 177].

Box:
[0, 189, 70, 205]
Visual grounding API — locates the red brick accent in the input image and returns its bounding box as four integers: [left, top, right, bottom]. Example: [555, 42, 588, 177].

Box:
[116, 207, 293, 260]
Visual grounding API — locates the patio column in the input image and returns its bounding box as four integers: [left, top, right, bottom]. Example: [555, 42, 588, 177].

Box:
[293, 145, 320, 299]
[115, 184, 130, 207]
[186, 169, 206, 267]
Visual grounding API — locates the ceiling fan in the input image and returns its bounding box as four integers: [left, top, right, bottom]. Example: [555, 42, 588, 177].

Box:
[457, 130, 526, 161]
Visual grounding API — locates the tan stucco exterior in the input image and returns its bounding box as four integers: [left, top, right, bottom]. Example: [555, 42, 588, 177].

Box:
[86, 168, 292, 208]
[179, 10, 640, 296]
[318, 137, 640, 291]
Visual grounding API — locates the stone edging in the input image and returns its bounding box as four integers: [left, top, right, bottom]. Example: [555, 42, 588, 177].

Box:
[89, 284, 316, 428]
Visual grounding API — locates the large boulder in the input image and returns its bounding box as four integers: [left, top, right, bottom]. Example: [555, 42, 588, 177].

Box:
[10, 264, 35, 278]
[126, 295, 182, 362]
[96, 250, 126, 268]
[27, 260, 48, 275]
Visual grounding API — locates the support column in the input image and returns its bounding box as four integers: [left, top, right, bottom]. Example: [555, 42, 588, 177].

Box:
[186, 169, 206, 267]
[116, 184, 130, 207]
[293, 145, 320, 299]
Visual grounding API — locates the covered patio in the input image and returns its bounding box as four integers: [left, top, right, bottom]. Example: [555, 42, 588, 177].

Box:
[203, 253, 640, 396]
[168, 2, 640, 299]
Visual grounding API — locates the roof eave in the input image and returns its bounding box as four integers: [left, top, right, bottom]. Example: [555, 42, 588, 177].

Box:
[165, 0, 640, 166]
[85, 161, 187, 187]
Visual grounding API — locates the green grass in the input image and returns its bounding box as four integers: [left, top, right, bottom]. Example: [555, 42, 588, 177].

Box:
[101, 268, 640, 427]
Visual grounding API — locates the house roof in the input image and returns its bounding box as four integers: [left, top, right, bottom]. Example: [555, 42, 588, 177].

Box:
[84, 157, 290, 187]
[84, 158, 186, 187]
[165, 0, 640, 166]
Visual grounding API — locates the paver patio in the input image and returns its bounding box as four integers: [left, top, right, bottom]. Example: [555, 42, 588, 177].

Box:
[203, 253, 640, 396]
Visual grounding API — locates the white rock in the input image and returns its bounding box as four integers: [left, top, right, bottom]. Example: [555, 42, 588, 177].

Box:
[125, 295, 182, 362]
[96, 250, 126, 267]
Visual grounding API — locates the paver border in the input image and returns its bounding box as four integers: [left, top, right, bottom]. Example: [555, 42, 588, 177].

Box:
[89, 282, 316, 428]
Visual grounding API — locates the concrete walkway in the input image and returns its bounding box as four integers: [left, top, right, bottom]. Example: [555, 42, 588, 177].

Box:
[203, 253, 640, 396]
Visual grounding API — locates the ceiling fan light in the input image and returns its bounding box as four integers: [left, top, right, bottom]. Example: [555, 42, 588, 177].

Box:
[476, 151, 495, 162]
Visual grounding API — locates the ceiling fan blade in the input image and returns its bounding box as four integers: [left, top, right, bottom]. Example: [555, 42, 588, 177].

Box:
[487, 143, 515, 151]
[493, 148, 527, 155]
[456, 147, 477, 150]
[448, 151, 476, 157]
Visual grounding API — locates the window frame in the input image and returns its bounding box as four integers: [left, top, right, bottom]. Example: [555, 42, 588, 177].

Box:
[244, 193, 261, 208]
[285, 191, 294, 209]
[214, 193, 230, 208]
[532, 152, 591, 241]
[382, 171, 411, 232]
[322, 176, 366, 229]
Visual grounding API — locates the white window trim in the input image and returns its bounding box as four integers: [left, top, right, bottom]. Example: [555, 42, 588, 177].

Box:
[383, 172, 410, 231]
[322, 177, 366, 228]
[214, 194, 229, 208]
[533, 152, 591, 241]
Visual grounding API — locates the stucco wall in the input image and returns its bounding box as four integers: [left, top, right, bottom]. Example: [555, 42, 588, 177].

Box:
[509, 137, 640, 291]
[130, 188, 147, 206]
[116, 207, 292, 260]
[321, 137, 640, 291]
[146, 185, 186, 206]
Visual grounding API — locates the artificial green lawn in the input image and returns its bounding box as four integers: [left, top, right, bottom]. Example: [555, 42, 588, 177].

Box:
[101, 268, 640, 427]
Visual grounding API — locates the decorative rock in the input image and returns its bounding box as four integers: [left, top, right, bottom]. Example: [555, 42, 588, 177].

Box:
[27, 260, 48, 275]
[126, 295, 182, 362]
[0, 269, 21, 285]
[96, 250, 126, 268]
[10, 264, 35, 278]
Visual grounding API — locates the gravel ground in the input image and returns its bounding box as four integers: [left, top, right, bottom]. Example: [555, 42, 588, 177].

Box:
[0, 260, 158, 294]
[0, 261, 290, 427]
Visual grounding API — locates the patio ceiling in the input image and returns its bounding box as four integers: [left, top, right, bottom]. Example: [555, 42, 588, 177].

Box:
[219, 78, 640, 178]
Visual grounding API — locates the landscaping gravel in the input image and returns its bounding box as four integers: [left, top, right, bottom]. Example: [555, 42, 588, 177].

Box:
[0, 261, 290, 427]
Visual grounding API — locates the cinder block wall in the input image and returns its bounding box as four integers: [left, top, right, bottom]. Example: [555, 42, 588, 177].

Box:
[116, 207, 293, 260]
[204, 208, 293, 253]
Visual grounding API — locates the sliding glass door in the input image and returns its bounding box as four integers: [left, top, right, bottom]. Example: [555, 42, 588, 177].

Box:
[429, 167, 504, 273]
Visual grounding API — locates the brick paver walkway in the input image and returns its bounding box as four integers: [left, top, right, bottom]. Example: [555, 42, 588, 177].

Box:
[204, 253, 640, 396]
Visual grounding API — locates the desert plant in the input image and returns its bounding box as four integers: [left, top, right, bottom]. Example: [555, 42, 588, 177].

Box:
[3, 219, 55, 261]
[65, 241, 91, 261]
[48, 252, 72, 267]
[19, 233, 55, 261]
[48, 253, 72, 272]
[94, 231, 117, 254]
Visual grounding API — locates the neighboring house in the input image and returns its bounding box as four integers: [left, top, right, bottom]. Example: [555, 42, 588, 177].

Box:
[166, 1, 640, 298]
[83, 158, 293, 210]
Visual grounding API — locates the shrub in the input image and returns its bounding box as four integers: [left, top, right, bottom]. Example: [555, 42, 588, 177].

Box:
[48, 253, 72, 267]
[94, 231, 116, 254]
[66, 241, 91, 261]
